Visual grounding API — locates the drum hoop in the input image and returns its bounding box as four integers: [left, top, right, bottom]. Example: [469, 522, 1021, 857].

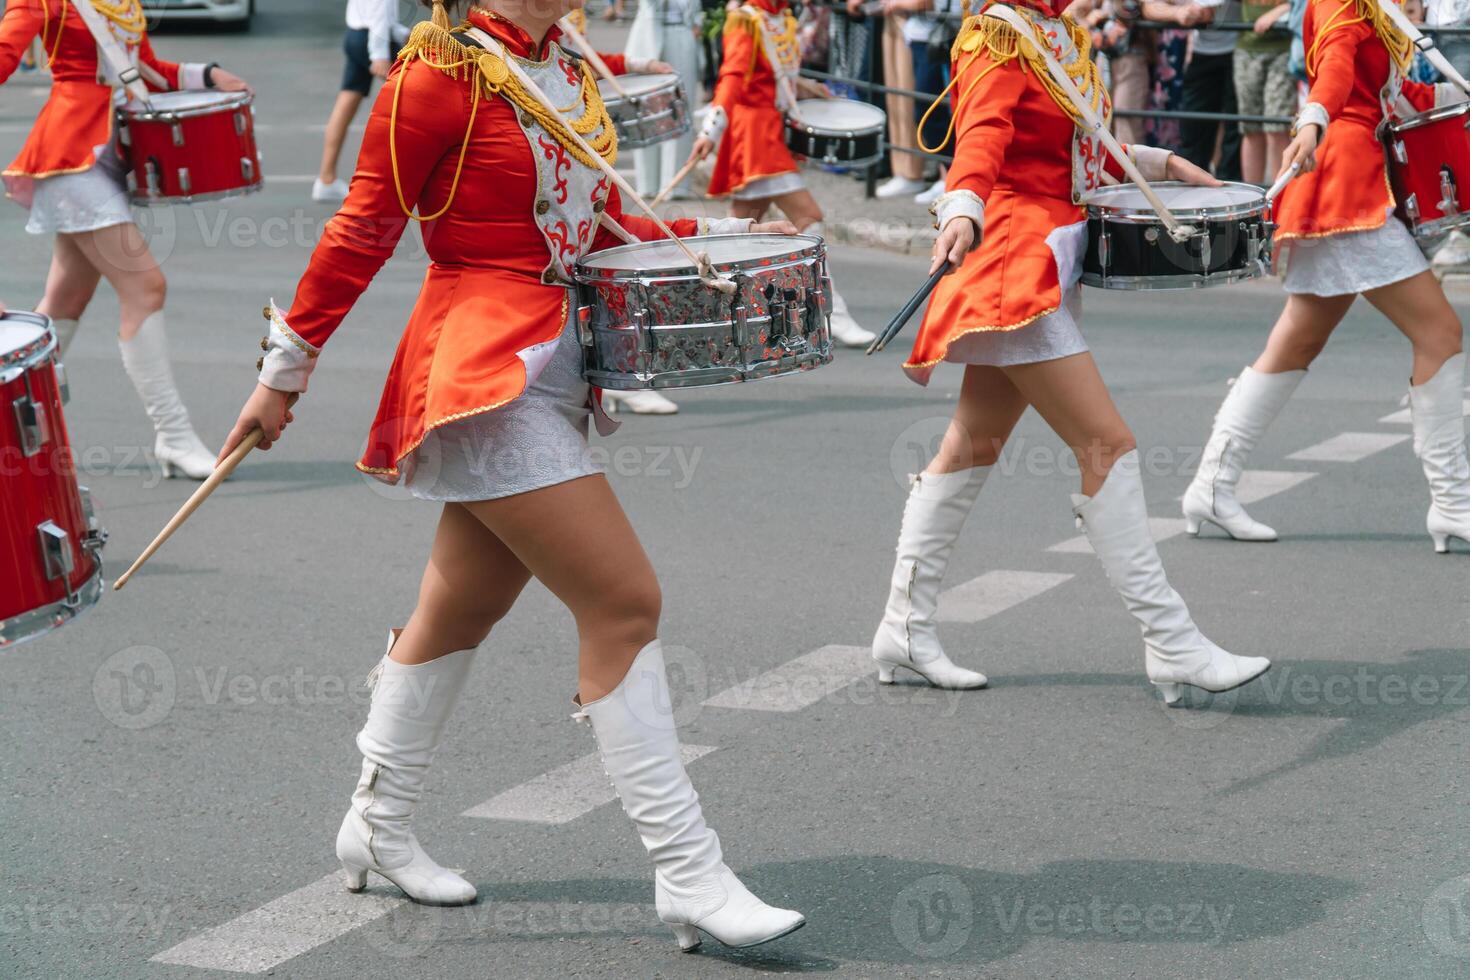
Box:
[0, 311, 57, 382]
[1390, 99, 1470, 134]
[598, 74, 682, 102]
[1082, 265, 1267, 290]
[787, 100, 886, 135]
[0, 565, 105, 650]
[121, 90, 254, 123]
[131, 177, 265, 208]
[575, 233, 824, 279]
[1084, 181, 1267, 223]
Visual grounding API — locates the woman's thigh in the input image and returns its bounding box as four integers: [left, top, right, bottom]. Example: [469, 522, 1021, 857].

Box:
[1001, 353, 1135, 490]
[37, 234, 102, 318]
[929, 365, 1030, 473]
[770, 188, 823, 228]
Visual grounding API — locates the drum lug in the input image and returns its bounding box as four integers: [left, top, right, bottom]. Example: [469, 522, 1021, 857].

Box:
[575, 303, 594, 347]
[1199, 230, 1213, 274]
[77, 486, 108, 557]
[1098, 228, 1111, 273]
[1393, 139, 1408, 165]
[53, 360, 70, 406]
[241, 157, 256, 184]
[1406, 193, 1421, 221]
[37, 521, 76, 583]
[11, 392, 49, 458]
[171, 122, 185, 147]
[783, 288, 806, 348]
[732, 301, 749, 351]
[178, 168, 192, 197]
[234, 109, 248, 135]
[144, 157, 161, 198]
[1439, 166, 1460, 219]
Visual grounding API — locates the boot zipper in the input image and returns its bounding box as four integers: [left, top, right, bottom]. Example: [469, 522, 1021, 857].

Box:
[903, 561, 919, 657]
[365, 765, 381, 865]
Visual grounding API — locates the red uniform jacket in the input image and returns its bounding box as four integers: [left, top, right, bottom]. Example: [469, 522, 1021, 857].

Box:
[706, 0, 800, 196]
[270, 11, 701, 481]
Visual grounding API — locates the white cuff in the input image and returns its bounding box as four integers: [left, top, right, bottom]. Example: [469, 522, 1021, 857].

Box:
[179, 62, 210, 90]
[626, 57, 650, 74]
[1128, 144, 1174, 182]
[699, 217, 755, 235]
[1436, 82, 1470, 107]
[931, 189, 984, 234]
[1293, 102, 1330, 135]
[699, 105, 728, 145]
[256, 301, 319, 393]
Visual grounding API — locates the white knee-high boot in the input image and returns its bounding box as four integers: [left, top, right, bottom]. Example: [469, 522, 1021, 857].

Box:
[118, 312, 216, 480]
[1183, 366, 1305, 541]
[336, 630, 478, 906]
[872, 467, 990, 689]
[576, 641, 804, 951]
[806, 222, 875, 349]
[1077, 452, 1271, 704]
[1410, 352, 1470, 553]
[51, 318, 80, 357]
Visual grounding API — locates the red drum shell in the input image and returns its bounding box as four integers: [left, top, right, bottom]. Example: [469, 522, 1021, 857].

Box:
[118, 91, 263, 205]
[0, 312, 105, 648]
[1386, 101, 1470, 239]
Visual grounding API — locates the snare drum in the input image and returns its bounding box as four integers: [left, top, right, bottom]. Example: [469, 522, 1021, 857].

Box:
[1385, 101, 1470, 239]
[575, 234, 833, 389]
[0, 312, 107, 649]
[117, 90, 263, 205]
[597, 74, 691, 150]
[783, 99, 887, 169]
[1081, 182, 1272, 290]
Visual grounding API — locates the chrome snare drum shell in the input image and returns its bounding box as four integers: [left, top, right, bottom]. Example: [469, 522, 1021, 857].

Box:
[573, 234, 834, 390]
[1080, 181, 1272, 290]
[597, 74, 692, 150]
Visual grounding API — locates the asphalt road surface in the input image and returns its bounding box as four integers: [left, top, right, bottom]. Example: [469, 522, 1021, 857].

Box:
[2, 4, 1469, 978]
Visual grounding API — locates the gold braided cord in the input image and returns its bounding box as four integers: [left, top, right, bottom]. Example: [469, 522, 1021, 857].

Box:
[387, 19, 618, 220]
[89, 0, 147, 35]
[40, 0, 67, 67]
[945, 11, 1107, 127]
[1306, 0, 1412, 77]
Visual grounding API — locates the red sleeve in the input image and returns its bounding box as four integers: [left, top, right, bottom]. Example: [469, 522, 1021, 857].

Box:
[712, 16, 758, 115]
[946, 52, 1027, 203]
[599, 52, 629, 74]
[137, 33, 181, 91]
[590, 184, 700, 251]
[1305, 8, 1371, 119]
[1401, 79, 1437, 114]
[285, 60, 472, 349]
[0, 1, 43, 86]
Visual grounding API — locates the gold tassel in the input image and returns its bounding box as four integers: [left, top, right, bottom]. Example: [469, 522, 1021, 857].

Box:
[431, 0, 451, 29]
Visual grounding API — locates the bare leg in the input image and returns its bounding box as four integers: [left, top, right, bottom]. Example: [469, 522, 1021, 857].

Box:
[390, 502, 533, 665]
[319, 91, 364, 185]
[68, 224, 167, 339]
[769, 188, 824, 231]
[1363, 269, 1465, 384]
[1265, 132, 1290, 183]
[1000, 352, 1136, 496]
[462, 475, 661, 702]
[35, 233, 102, 321]
[1253, 291, 1357, 374]
[729, 198, 771, 222]
[1240, 131, 1266, 185]
[927, 364, 1030, 474]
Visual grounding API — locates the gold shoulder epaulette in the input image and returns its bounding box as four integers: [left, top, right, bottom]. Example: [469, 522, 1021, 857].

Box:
[953, 12, 1023, 63]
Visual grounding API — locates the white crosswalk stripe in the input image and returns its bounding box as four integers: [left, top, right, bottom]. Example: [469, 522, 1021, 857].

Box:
[702, 645, 874, 712]
[1380, 400, 1470, 424]
[1235, 469, 1317, 504]
[1048, 517, 1192, 554]
[461, 745, 717, 824]
[1287, 431, 1410, 462]
[936, 570, 1074, 623]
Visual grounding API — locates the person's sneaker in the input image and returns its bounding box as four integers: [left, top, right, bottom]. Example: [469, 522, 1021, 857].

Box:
[312, 178, 349, 203]
[1432, 230, 1470, 271]
[914, 179, 945, 206]
[603, 389, 679, 415]
[874, 176, 929, 199]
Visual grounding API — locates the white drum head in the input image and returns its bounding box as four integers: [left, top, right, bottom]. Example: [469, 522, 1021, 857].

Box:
[0, 316, 47, 359]
[790, 99, 886, 134]
[1085, 182, 1264, 212]
[581, 234, 816, 271]
[132, 90, 248, 113]
[598, 73, 676, 98]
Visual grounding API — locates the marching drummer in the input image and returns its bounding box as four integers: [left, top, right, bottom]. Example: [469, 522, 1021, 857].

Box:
[219, 0, 807, 950]
[0, 0, 250, 480]
[689, 0, 876, 350]
[1182, 0, 1470, 554]
[868, 0, 1273, 705]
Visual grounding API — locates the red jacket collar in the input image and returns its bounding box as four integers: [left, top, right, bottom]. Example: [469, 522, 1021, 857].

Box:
[465, 8, 563, 59]
[747, 0, 791, 15]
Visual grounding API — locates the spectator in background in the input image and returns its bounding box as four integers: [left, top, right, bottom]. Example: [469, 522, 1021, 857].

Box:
[1142, 0, 1203, 152]
[1074, 0, 1152, 145]
[828, 0, 875, 99]
[625, 0, 702, 201]
[902, 0, 957, 203]
[1233, 0, 1292, 183]
[864, 0, 928, 198]
[1179, 0, 1243, 180]
[313, 0, 410, 202]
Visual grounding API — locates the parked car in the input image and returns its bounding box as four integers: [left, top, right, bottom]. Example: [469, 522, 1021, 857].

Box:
[141, 0, 254, 29]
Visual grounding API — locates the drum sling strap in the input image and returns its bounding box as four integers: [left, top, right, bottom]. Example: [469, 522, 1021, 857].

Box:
[70, 0, 153, 105]
[984, 4, 1196, 242]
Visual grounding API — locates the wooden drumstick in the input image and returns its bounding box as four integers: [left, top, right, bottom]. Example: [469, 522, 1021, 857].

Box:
[649, 155, 702, 209]
[556, 17, 629, 98]
[1265, 161, 1301, 204]
[112, 394, 299, 591]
